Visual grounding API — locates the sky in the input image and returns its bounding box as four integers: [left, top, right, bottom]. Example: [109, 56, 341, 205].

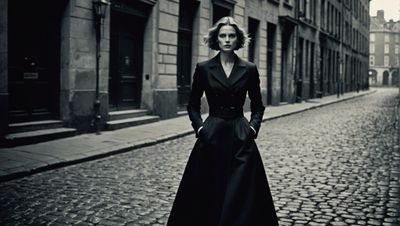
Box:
[370, 0, 400, 21]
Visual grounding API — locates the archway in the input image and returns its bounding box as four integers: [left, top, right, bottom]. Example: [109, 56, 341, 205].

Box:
[383, 71, 389, 86]
[368, 69, 378, 86]
[391, 70, 399, 86]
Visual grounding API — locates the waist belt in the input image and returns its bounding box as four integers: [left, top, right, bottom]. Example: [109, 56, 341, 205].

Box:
[209, 106, 243, 119]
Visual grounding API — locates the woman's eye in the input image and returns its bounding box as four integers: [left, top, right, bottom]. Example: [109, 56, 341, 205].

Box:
[219, 34, 226, 38]
[229, 34, 236, 38]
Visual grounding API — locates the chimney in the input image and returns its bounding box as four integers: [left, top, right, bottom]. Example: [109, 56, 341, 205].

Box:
[377, 10, 385, 20]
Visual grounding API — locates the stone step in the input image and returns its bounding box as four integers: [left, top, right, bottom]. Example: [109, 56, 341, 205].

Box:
[108, 109, 151, 121]
[106, 115, 160, 130]
[177, 110, 187, 116]
[8, 120, 64, 134]
[4, 128, 77, 147]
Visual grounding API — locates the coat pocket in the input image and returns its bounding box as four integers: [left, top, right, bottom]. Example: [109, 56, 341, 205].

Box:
[198, 117, 211, 139]
[234, 117, 252, 141]
[243, 118, 255, 139]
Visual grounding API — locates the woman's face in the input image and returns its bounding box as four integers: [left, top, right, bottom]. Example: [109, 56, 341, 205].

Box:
[217, 25, 237, 52]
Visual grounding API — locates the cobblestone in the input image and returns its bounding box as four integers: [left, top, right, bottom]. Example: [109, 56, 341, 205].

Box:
[0, 88, 400, 225]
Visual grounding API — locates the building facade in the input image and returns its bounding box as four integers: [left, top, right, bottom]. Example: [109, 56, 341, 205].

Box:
[369, 10, 400, 87]
[0, 0, 370, 140]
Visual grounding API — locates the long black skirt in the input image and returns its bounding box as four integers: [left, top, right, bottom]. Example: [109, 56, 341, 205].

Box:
[167, 116, 279, 226]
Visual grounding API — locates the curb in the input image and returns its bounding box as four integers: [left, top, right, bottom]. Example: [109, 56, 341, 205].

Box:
[263, 90, 377, 122]
[0, 90, 376, 183]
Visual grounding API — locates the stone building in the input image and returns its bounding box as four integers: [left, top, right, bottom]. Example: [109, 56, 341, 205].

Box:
[318, 0, 369, 97]
[0, 0, 369, 144]
[369, 10, 400, 87]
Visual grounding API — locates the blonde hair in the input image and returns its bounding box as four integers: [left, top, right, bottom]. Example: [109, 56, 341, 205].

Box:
[203, 16, 250, 50]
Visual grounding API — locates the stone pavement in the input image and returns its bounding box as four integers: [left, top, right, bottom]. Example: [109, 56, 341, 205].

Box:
[0, 88, 398, 226]
[0, 89, 376, 182]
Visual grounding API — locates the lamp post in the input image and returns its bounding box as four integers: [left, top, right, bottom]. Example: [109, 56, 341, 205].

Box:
[368, 70, 372, 87]
[92, 0, 109, 134]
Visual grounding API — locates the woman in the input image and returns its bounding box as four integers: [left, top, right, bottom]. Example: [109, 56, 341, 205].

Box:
[167, 17, 279, 226]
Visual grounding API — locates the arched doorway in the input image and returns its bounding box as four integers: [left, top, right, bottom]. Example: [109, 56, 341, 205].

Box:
[368, 69, 378, 86]
[391, 70, 399, 86]
[383, 71, 389, 86]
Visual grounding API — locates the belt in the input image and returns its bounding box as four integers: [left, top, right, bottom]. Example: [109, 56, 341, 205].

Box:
[209, 106, 243, 119]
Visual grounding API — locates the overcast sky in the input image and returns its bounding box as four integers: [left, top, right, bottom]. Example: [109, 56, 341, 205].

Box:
[370, 0, 400, 21]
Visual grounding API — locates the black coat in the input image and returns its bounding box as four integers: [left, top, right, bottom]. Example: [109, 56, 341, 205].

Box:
[167, 53, 279, 226]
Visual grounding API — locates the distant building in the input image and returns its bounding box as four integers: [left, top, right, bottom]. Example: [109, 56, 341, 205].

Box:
[369, 10, 400, 86]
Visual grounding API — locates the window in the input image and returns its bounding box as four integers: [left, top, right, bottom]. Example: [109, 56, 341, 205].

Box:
[212, 1, 232, 24]
[299, 0, 305, 15]
[312, 0, 317, 23]
[384, 56, 389, 66]
[299, 0, 310, 19]
[248, 17, 259, 63]
[370, 56, 375, 66]
[369, 43, 375, 53]
[396, 45, 399, 54]
[385, 44, 390, 54]
[321, 0, 326, 29]
[306, 0, 310, 20]
[370, 33, 375, 42]
[396, 35, 399, 43]
[385, 34, 390, 42]
[327, 3, 331, 32]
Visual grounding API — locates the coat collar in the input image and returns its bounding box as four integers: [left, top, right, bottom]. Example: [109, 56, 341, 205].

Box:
[208, 52, 247, 89]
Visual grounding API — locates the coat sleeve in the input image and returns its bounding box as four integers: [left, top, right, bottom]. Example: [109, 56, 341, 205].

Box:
[187, 63, 205, 137]
[248, 64, 265, 139]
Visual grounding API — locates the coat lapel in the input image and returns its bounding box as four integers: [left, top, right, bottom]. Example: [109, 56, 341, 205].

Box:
[207, 53, 247, 89]
[208, 53, 230, 89]
[228, 55, 247, 86]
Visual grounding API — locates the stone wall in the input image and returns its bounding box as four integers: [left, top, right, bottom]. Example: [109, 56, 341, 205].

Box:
[153, 0, 179, 119]
[60, 0, 109, 131]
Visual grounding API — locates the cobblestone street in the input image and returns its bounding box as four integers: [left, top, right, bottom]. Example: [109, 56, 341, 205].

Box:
[0, 88, 399, 226]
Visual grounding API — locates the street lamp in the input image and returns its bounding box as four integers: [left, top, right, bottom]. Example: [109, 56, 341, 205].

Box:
[92, 0, 110, 134]
[93, 0, 109, 21]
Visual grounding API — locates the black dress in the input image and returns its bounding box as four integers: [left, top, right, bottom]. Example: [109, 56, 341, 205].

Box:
[167, 53, 279, 226]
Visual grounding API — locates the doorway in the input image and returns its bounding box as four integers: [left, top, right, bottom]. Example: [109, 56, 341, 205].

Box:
[267, 23, 276, 105]
[392, 70, 398, 86]
[109, 11, 145, 110]
[280, 28, 291, 102]
[8, 0, 65, 122]
[309, 42, 315, 98]
[177, 1, 198, 108]
[383, 71, 389, 86]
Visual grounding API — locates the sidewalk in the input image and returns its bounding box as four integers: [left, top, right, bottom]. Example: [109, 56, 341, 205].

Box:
[0, 89, 376, 182]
